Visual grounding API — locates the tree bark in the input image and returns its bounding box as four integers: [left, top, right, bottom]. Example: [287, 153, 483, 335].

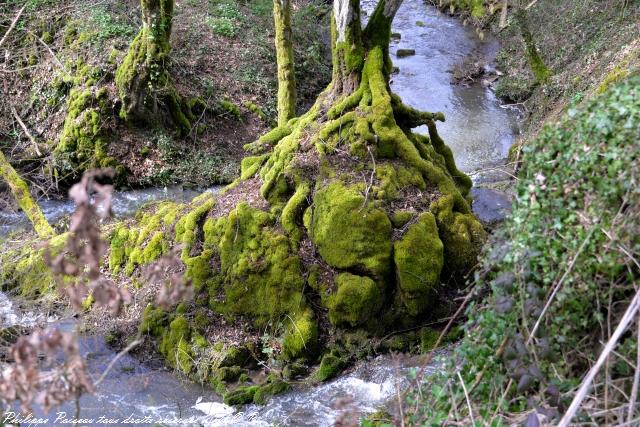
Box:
[273, 0, 297, 126]
[514, 4, 550, 84]
[0, 151, 53, 238]
[115, 0, 191, 134]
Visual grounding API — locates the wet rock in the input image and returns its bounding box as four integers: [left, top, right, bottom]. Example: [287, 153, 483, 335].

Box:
[396, 48, 416, 58]
[471, 188, 512, 227]
[391, 32, 401, 40]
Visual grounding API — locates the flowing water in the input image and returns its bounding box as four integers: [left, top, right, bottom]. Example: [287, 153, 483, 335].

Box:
[1, 1, 520, 425]
[0, 186, 212, 237]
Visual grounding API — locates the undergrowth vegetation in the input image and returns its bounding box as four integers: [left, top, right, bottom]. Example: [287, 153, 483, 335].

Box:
[404, 77, 640, 425]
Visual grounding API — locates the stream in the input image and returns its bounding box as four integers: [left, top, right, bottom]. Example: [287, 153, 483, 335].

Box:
[0, 1, 520, 425]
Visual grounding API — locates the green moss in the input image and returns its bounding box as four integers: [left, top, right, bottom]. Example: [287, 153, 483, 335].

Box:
[139, 304, 168, 337]
[53, 70, 123, 183]
[495, 75, 533, 103]
[63, 22, 78, 46]
[193, 308, 209, 332]
[0, 233, 67, 297]
[253, 378, 291, 404]
[215, 366, 244, 382]
[240, 155, 268, 179]
[192, 332, 208, 348]
[142, 232, 168, 264]
[208, 203, 306, 327]
[329, 273, 382, 327]
[420, 327, 440, 352]
[430, 195, 486, 275]
[315, 352, 346, 382]
[282, 362, 307, 380]
[218, 345, 253, 367]
[391, 210, 414, 228]
[598, 65, 630, 93]
[220, 99, 241, 119]
[223, 385, 258, 405]
[393, 212, 444, 316]
[244, 102, 268, 121]
[116, 0, 191, 134]
[159, 316, 192, 373]
[281, 182, 309, 243]
[258, 104, 319, 200]
[310, 181, 392, 278]
[184, 254, 213, 293]
[380, 333, 418, 352]
[41, 31, 53, 44]
[282, 308, 318, 360]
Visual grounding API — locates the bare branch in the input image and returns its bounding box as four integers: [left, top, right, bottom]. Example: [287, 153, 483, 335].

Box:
[0, 5, 26, 50]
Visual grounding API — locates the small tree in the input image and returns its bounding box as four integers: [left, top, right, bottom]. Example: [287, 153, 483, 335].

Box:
[115, 0, 191, 134]
[504, 0, 551, 84]
[273, 0, 297, 126]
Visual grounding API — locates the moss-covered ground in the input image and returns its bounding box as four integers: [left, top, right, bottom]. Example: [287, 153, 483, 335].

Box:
[0, 0, 332, 193]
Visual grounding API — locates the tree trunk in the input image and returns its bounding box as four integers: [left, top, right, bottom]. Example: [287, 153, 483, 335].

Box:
[514, 5, 551, 84]
[499, 0, 509, 29]
[0, 151, 53, 238]
[115, 0, 191, 134]
[273, 0, 296, 126]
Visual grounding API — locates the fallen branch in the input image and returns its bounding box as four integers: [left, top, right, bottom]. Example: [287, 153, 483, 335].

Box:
[95, 338, 142, 387]
[11, 105, 42, 156]
[28, 30, 64, 69]
[0, 4, 26, 50]
[458, 371, 476, 425]
[558, 287, 640, 427]
[627, 311, 640, 423]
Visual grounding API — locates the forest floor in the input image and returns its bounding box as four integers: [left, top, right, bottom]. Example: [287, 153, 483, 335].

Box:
[0, 0, 331, 201]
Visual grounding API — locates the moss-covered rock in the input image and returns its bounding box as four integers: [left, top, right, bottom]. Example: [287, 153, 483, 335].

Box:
[310, 181, 392, 278]
[159, 316, 192, 373]
[394, 212, 444, 316]
[253, 377, 291, 404]
[315, 352, 347, 382]
[282, 308, 318, 360]
[0, 233, 67, 297]
[222, 377, 290, 406]
[53, 63, 124, 184]
[329, 273, 382, 327]
[223, 385, 259, 405]
[207, 203, 307, 327]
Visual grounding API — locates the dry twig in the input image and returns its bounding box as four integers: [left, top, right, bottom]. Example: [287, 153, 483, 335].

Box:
[558, 287, 640, 427]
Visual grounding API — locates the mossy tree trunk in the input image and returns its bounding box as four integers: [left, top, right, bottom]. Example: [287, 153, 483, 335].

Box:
[108, 0, 486, 373]
[115, 0, 191, 134]
[0, 150, 54, 238]
[514, 3, 551, 84]
[273, 0, 296, 126]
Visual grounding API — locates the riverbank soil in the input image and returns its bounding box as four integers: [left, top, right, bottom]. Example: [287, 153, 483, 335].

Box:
[0, 0, 331, 198]
[492, 0, 640, 135]
[398, 1, 640, 425]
